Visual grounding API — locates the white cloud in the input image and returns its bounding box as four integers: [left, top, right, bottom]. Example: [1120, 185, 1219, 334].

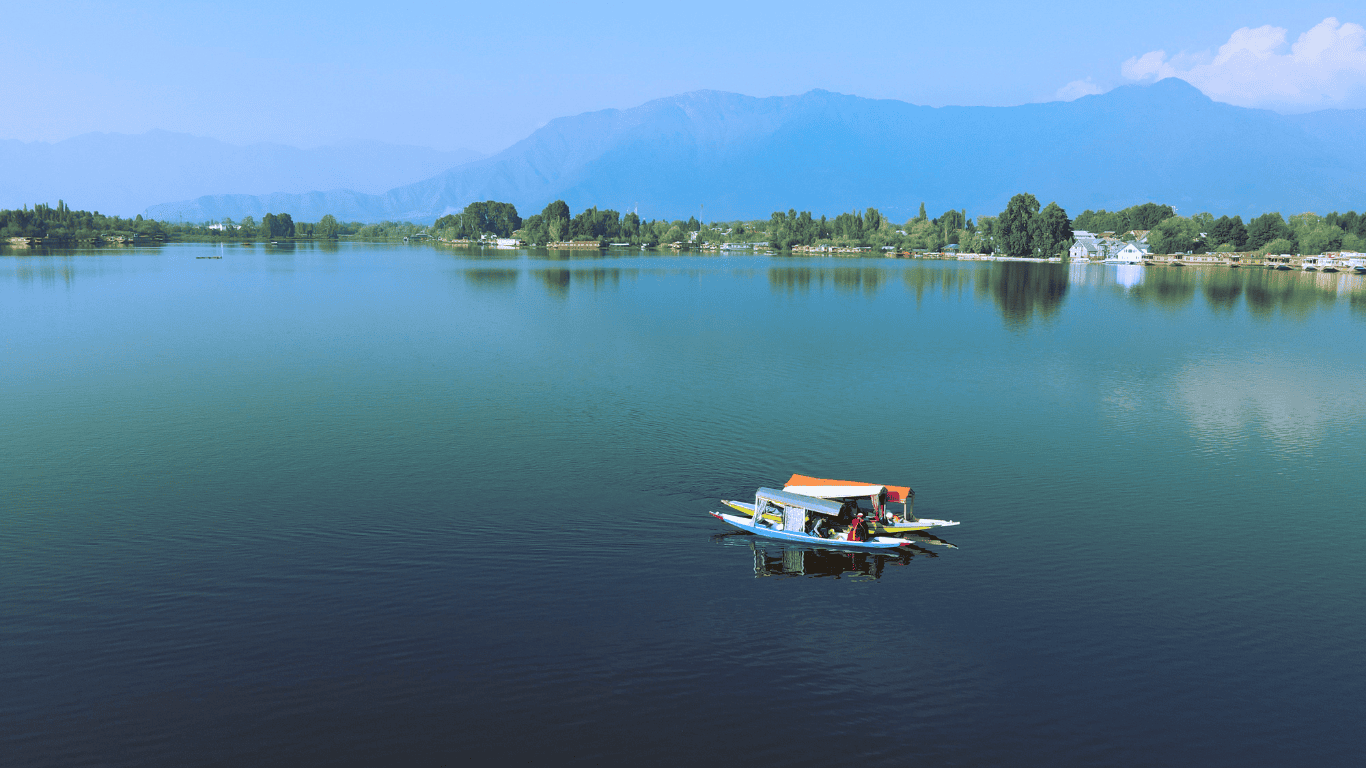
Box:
[1120, 50, 1169, 81]
[1056, 78, 1107, 101]
[1121, 17, 1366, 109]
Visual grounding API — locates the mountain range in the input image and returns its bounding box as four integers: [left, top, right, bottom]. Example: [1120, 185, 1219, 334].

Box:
[29, 80, 1366, 224]
[0, 132, 482, 217]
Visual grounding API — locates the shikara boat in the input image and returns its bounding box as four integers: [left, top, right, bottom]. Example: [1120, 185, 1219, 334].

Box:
[722, 473, 959, 534]
[711, 488, 911, 550]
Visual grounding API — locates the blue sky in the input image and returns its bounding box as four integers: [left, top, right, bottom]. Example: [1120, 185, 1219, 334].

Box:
[4, 1, 1363, 153]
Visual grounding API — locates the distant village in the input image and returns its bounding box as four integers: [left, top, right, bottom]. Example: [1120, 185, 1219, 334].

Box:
[1063, 228, 1366, 272]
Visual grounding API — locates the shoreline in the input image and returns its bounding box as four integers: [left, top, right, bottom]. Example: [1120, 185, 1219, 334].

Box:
[3, 240, 1364, 275]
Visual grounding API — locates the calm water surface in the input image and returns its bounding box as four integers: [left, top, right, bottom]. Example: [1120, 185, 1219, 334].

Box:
[3, 243, 1364, 766]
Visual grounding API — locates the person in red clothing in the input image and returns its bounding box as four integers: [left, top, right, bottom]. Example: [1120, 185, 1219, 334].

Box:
[846, 513, 868, 542]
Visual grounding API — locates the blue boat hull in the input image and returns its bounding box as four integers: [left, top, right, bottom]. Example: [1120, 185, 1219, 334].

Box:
[710, 512, 908, 550]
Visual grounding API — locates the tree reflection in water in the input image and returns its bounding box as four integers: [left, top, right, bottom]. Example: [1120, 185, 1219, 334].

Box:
[897, 261, 1070, 328]
[1126, 266, 1196, 310]
[901, 261, 1366, 325]
[980, 262, 1068, 329]
[462, 268, 519, 292]
[1100, 264, 1366, 320]
[1202, 272, 1244, 314]
[831, 267, 882, 296]
[522, 267, 640, 298]
[533, 268, 571, 298]
[1242, 269, 1346, 320]
[767, 266, 882, 296]
[498, 254, 1366, 325]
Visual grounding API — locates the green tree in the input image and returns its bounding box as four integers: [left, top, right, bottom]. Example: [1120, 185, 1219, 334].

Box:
[1125, 202, 1176, 230]
[1209, 215, 1247, 249]
[1259, 237, 1296, 256]
[318, 214, 339, 239]
[975, 215, 1000, 253]
[998, 193, 1040, 257]
[959, 229, 989, 254]
[1299, 224, 1345, 254]
[905, 219, 938, 250]
[542, 200, 571, 242]
[1029, 202, 1071, 258]
[1073, 203, 1174, 234]
[1148, 216, 1202, 254]
[1247, 212, 1293, 250]
[865, 207, 884, 232]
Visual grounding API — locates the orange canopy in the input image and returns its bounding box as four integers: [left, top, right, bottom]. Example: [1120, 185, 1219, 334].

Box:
[784, 474, 913, 503]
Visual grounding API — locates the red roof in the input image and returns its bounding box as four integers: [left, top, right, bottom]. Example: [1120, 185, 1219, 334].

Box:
[785, 474, 913, 503]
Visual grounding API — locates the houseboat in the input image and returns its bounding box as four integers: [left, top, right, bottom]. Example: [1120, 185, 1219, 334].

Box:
[722, 473, 959, 535]
[711, 488, 912, 550]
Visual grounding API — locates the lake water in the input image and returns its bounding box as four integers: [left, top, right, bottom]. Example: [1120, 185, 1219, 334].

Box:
[3, 243, 1365, 766]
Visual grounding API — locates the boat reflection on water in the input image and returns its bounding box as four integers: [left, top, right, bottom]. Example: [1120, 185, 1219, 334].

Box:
[712, 532, 956, 579]
[901, 529, 957, 549]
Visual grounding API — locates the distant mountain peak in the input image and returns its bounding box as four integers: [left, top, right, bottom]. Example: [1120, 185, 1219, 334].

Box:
[1, 134, 483, 216]
[145, 83, 1366, 224]
[1093, 77, 1215, 106]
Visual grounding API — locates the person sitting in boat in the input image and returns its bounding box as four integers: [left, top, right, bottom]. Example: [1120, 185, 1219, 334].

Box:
[806, 516, 828, 538]
[846, 513, 868, 542]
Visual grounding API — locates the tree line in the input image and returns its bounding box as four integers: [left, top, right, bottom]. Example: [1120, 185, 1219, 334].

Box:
[0, 203, 431, 243]
[0, 195, 1073, 256]
[516, 200, 705, 246]
[0, 201, 165, 239]
[9, 198, 1366, 257]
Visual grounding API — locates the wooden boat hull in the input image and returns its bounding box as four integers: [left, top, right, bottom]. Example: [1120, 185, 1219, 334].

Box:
[710, 512, 908, 549]
[721, 499, 955, 533]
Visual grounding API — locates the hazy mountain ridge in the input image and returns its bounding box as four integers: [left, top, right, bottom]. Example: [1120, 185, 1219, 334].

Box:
[145, 81, 1366, 224]
[1, 131, 482, 217]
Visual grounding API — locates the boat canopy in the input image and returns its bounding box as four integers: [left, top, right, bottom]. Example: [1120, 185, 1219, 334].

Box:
[784, 474, 913, 504]
[754, 487, 844, 517]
